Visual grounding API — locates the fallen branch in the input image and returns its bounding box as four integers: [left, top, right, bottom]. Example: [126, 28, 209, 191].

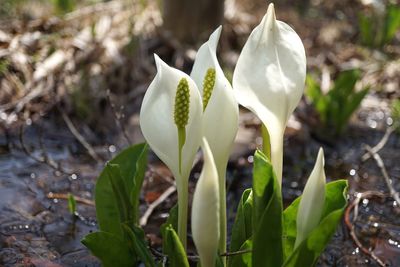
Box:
[47, 192, 94, 206]
[361, 127, 394, 161]
[59, 108, 103, 163]
[140, 185, 176, 227]
[364, 145, 400, 207]
[344, 191, 387, 267]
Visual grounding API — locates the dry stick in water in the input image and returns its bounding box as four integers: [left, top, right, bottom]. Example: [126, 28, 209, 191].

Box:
[361, 127, 395, 161]
[59, 108, 103, 163]
[47, 192, 95, 206]
[364, 144, 400, 207]
[344, 191, 387, 267]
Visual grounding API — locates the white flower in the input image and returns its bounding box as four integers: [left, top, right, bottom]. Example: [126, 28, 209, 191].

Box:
[232, 3, 306, 184]
[295, 148, 326, 248]
[192, 138, 220, 267]
[139, 54, 203, 248]
[190, 26, 239, 255]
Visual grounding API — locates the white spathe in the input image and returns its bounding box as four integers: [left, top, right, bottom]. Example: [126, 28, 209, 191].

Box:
[140, 54, 203, 181]
[191, 26, 239, 172]
[192, 138, 220, 267]
[232, 3, 306, 184]
[295, 147, 326, 248]
[190, 26, 239, 257]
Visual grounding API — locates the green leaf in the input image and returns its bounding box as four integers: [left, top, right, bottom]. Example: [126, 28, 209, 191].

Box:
[130, 144, 148, 223]
[339, 86, 369, 134]
[358, 13, 374, 46]
[162, 224, 189, 267]
[216, 254, 224, 267]
[161, 204, 179, 254]
[229, 239, 252, 267]
[95, 143, 148, 238]
[305, 75, 322, 103]
[122, 224, 156, 267]
[229, 188, 252, 261]
[67, 193, 76, 215]
[282, 180, 348, 266]
[252, 150, 283, 267]
[106, 163, 134, 223]
[81, 231, 135, 267]
[383, 4, 400, 44]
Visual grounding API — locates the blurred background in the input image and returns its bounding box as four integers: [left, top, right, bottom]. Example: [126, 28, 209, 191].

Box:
[0, 0, 399, 266]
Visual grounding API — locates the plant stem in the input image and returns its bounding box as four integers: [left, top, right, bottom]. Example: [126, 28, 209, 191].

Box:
[177, 175, 188, 250]
[271, 131, 284, 185]
[261, 124, 271, 160]
[218, 167, 227, 267]
[263, 123, 284, 185]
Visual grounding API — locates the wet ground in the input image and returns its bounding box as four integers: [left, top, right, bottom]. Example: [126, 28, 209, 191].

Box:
[0, 92, 399, 267]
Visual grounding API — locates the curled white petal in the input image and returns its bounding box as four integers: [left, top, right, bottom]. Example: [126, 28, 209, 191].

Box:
[232, 3, 306, 183]
[139, 54, 203, 180]
[295, 147, 326, 247]
[192, 138, 220, 267]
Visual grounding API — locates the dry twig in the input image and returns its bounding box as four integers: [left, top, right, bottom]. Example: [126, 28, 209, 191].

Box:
[59, 108, 103, 163]
[47, 192, 94, 206]
[140, 185, 177, 227]
[361, 127, 395, 161]
[364, 144, 400, 207]
[344, 191, 387, 267]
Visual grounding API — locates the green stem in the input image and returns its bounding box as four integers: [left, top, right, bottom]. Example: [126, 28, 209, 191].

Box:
[218, 166, 227, 267]
[177, 176, 188, 250]
[261, 124, 271, 160]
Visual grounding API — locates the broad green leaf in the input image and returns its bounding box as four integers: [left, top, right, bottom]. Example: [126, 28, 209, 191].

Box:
[95, 143, 148, 238]
[229, 239, 252, 267]
[252, 150, 283, 267]
[81, 231, 135, 267]
[122, 224, 156, 267]
[162, 224, 189, 267]
[229, 188, 252, 260]
[130, 144, 148, 223]
[282, 180, 348, 266]
[107, 164, 134, 223]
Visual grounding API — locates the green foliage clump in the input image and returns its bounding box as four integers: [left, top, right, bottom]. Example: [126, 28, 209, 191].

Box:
[82, 145, 348, 267]
[306, 69, 369, 136]
[359, 4, 400, 48]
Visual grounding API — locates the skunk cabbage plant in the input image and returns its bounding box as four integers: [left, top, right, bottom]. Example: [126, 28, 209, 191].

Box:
[83, 4, 348, 267]
[233, 3, 306, 185]
[139, 55, 203, 248]
[191, 26, 239, 256]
